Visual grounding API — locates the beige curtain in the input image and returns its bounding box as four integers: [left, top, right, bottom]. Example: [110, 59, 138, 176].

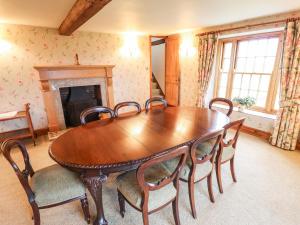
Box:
[270, 21, 300, 151]
[197, 34, 218, 107]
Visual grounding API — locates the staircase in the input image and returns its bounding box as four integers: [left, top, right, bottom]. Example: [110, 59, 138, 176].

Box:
[152, 73, 164, 98]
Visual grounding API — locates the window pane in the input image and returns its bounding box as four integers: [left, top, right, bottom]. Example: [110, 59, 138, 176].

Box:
[264, 57, 275, 73]
[267, 38, 279, 56]
[250, 75, 260, 90]
[241, 74, 251, 90]
[222, 58, 231, 72]
[233, 74, 242, 88]
[232, 88, 240, 98]
[245, 58, 255, 73]
[220, 73, 228, 87]
[218, 87, 226, 98]
[236, 58, 246, 72]
[256, 91, 267, 107]
[240, 90, 248, 97]
[223, 43, 232, 58]
[254, 57, 264, 73]
[259, 75, 270, 91]
[249, 90, 258, 98]
[248, 40, 258, 57]
[238, 41, 248, 57]
[257, 39, 268, 56]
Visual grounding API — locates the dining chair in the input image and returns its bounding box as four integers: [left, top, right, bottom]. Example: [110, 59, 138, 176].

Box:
[116, 145, 188, 225]
[80, 106, 115, 125]
[163, 129, 223, 218]
[145, 97, 167, 112]
[216, 117, 246, 193]
[114, 101, 141, 117]
[1, 139, 90, 225]
[209, 97, 234, 116]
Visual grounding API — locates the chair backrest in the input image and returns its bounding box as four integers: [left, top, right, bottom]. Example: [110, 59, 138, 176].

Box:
[145, 97, 167, 112]
[80, 106, 115, 125]
[137, 146, 188, 194]
[1, 140, 35, 202]
[190, 129, 224, 165]
[113, 101, 141, 117]
[209, 98, 233, 116]
[222, 117, 246, 148]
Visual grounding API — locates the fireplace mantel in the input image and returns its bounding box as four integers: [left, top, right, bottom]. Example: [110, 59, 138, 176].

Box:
[35, 65, 115, 131]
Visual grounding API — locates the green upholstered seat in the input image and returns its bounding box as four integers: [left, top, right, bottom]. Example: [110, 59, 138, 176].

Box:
[196, 138, 235, 162]
[163, 156, 213, 182]
[196, 138, 217, 158]
[30, 164, 86, 207]
[221, 146, 235, 162]
[116, 164, 177, 211]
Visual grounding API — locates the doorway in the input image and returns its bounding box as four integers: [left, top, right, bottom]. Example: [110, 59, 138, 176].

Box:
[150, 35, 180, 106]
[150, 36, 166, 98]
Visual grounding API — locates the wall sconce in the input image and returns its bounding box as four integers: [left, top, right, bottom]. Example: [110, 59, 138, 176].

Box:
[180, 34, 196, 58]
[120, 32, 141, 58]
[0, 39, 12, 54]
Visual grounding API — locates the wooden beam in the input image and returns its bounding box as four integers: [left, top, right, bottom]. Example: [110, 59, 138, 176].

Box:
[59, 0, 112, 36]
[151, 39, 165, 46]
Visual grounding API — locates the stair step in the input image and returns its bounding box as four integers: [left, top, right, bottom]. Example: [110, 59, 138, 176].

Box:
[152, 89, 161, 95]
[152, 82, 158, 88]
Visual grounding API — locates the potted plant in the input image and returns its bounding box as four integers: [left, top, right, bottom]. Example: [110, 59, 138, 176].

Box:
[232, 96, 256, 112]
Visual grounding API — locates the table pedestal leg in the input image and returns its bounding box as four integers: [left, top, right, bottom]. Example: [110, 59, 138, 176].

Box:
[82, 174, 108, 225]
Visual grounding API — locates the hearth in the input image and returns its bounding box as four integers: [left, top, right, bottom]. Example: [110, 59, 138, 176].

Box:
[59, 85, 102, 127]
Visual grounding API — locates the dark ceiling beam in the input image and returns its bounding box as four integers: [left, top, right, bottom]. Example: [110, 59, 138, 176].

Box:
[151, 39, 166, 46]
[59, 0, 112, 36]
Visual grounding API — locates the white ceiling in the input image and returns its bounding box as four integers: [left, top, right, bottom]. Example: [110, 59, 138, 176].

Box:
[0, 0, 300, 35]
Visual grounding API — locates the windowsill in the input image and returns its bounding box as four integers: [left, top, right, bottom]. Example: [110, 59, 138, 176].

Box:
[212, 104, 277, 120]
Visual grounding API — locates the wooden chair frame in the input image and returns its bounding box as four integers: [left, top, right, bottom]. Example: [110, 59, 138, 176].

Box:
[216, 117, 246, 193]
[1, 140, 90, 225]
[184, 129, 223, 218]
[145, 97, 167, 112]
[113, 101, 141, 117]
[117, 145, 188, 225]
[209, 97, 234, 117]
[80, 106, 115, 125]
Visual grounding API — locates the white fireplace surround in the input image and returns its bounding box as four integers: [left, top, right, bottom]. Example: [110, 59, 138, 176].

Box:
[50, 78, 108, 130]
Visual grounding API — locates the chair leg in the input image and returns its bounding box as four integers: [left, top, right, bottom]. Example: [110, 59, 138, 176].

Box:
[216, 162, 224, 194]
[207, 173, 215, 203]
[80, 195, 91, 224]
[188, 178, 197, 219]
[31, 204, 40, 225]
[172, 197, 181, 225]
[142, 209, 149, 225]
[118, 190, 125, 218]
[230, 157, 237, 182]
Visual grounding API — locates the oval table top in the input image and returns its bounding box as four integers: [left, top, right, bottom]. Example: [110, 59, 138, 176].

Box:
[49, 107, 229, 171]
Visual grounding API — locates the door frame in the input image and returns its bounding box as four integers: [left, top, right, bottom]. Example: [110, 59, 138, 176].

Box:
[149, 35, 167, 98]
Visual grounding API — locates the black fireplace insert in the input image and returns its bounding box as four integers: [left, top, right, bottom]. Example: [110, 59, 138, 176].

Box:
[59, 85, 102, 127]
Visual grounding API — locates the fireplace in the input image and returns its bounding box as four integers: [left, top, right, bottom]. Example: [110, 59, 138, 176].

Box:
[35, 65, 115, 131]
[59, 85, 102, 127]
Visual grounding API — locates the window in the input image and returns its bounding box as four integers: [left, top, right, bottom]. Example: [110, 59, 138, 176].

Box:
[215, 32, 282, 113]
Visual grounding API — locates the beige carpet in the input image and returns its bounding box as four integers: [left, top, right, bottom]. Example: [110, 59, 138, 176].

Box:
[0, 133, 300, 225]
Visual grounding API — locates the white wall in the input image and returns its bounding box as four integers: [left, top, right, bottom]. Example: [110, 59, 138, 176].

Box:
[151, 40, 165, 93]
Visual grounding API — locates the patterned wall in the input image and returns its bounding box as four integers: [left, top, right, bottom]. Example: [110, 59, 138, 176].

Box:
[0, 24, 150, 132]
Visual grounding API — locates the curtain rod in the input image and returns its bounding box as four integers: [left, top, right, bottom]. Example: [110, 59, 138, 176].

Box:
[196, 17, 300, 37]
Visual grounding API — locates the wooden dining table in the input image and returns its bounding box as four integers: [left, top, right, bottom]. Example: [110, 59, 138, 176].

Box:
[49, 106, 229, 225]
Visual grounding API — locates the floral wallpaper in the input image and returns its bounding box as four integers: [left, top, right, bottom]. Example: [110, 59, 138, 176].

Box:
[0, 24, 150, 132]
